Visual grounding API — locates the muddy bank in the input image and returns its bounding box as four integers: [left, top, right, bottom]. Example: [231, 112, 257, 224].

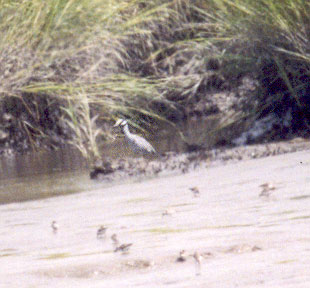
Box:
[91, 137, 310, 181]
[1, 149, 310, 287]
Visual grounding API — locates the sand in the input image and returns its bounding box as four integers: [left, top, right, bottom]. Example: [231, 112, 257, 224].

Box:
[1, 149, 310, 287]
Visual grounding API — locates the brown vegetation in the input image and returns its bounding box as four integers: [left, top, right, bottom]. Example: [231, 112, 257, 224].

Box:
[1, 0, 310, 157]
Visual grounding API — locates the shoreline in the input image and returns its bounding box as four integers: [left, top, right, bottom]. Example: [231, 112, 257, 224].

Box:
[1, 148, 310, 287]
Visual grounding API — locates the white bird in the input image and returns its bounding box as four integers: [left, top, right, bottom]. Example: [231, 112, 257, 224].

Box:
[114, 119, 157, 156]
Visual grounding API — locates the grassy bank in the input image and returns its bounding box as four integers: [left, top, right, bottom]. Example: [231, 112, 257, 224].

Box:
[0, 0, 309, 158]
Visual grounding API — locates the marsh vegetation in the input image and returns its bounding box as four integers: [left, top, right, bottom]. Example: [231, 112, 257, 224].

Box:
[1, 0, 310, 159]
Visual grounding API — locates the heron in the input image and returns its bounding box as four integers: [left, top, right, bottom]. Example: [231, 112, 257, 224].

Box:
[113, 119, 157, 157]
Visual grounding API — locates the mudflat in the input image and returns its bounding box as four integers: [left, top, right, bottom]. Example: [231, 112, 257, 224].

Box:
[1, 149, 310, 287]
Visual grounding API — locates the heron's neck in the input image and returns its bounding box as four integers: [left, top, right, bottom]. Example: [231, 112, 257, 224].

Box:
[122, 123, 131, 137]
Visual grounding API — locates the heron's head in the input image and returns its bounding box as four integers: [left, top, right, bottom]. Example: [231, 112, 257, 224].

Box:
[113, 118, 127, 127]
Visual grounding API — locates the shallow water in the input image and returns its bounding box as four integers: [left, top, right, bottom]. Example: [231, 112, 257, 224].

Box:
[0, 149, 97, 204]
[0, 117, 221, 205]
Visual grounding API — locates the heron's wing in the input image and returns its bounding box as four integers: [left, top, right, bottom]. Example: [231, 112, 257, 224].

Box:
[129, 134, 156, 153]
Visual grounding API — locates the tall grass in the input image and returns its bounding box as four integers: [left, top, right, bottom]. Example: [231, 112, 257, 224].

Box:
[0, 0, 310, 158]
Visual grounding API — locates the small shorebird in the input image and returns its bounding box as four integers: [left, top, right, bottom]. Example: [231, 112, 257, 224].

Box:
[111, 233, 133, 254]
[111, 233, 119, 249]
[176, 250, 187, 262]
[259, 182, 275, 197]
[192, 251, 202, 276]
[97, 225, 107, 239]
[114, 243, 133, 254]
[189, 186, 200, 197]
[51, 221, 58, 234]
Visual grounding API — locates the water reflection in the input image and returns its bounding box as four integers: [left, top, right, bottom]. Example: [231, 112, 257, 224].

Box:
[0, 149, 87, 180]
[0, 117, 220, 205]
[0, 149, 93, 205]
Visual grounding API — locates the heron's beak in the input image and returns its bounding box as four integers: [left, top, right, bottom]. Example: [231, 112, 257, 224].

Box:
[113, 119, 123, 127]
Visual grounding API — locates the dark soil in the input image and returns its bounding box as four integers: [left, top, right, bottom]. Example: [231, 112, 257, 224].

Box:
[0, 61, 309, 157]
[90, 137, 310, 181]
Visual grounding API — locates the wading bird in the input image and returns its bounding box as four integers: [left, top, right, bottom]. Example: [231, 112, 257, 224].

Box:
[114, 243, 133, 254]
[111, 233, 133, 254]
[51, 221, 58, 234]
[111, 233, 119, 249]
[114, 119, 157, 156]
[192, 251, 202, 276]
[97, 225, 107, 239]
[189, 186, 200, 198]
[176, 250, 187, 262]
[259, 182, 276, 198]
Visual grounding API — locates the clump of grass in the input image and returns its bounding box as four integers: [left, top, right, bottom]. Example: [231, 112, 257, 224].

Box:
[61, 91, 101, 162]
[1, 0, 310, 157]
[0, 0, 177, 156]
[206, 0, 310, 132]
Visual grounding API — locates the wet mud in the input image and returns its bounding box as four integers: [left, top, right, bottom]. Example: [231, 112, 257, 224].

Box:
[1, 145, 310, 287]
[92, 137, 310, 181]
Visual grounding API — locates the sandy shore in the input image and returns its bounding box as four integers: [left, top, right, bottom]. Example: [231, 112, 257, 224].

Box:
[1, 148, 310, 287]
